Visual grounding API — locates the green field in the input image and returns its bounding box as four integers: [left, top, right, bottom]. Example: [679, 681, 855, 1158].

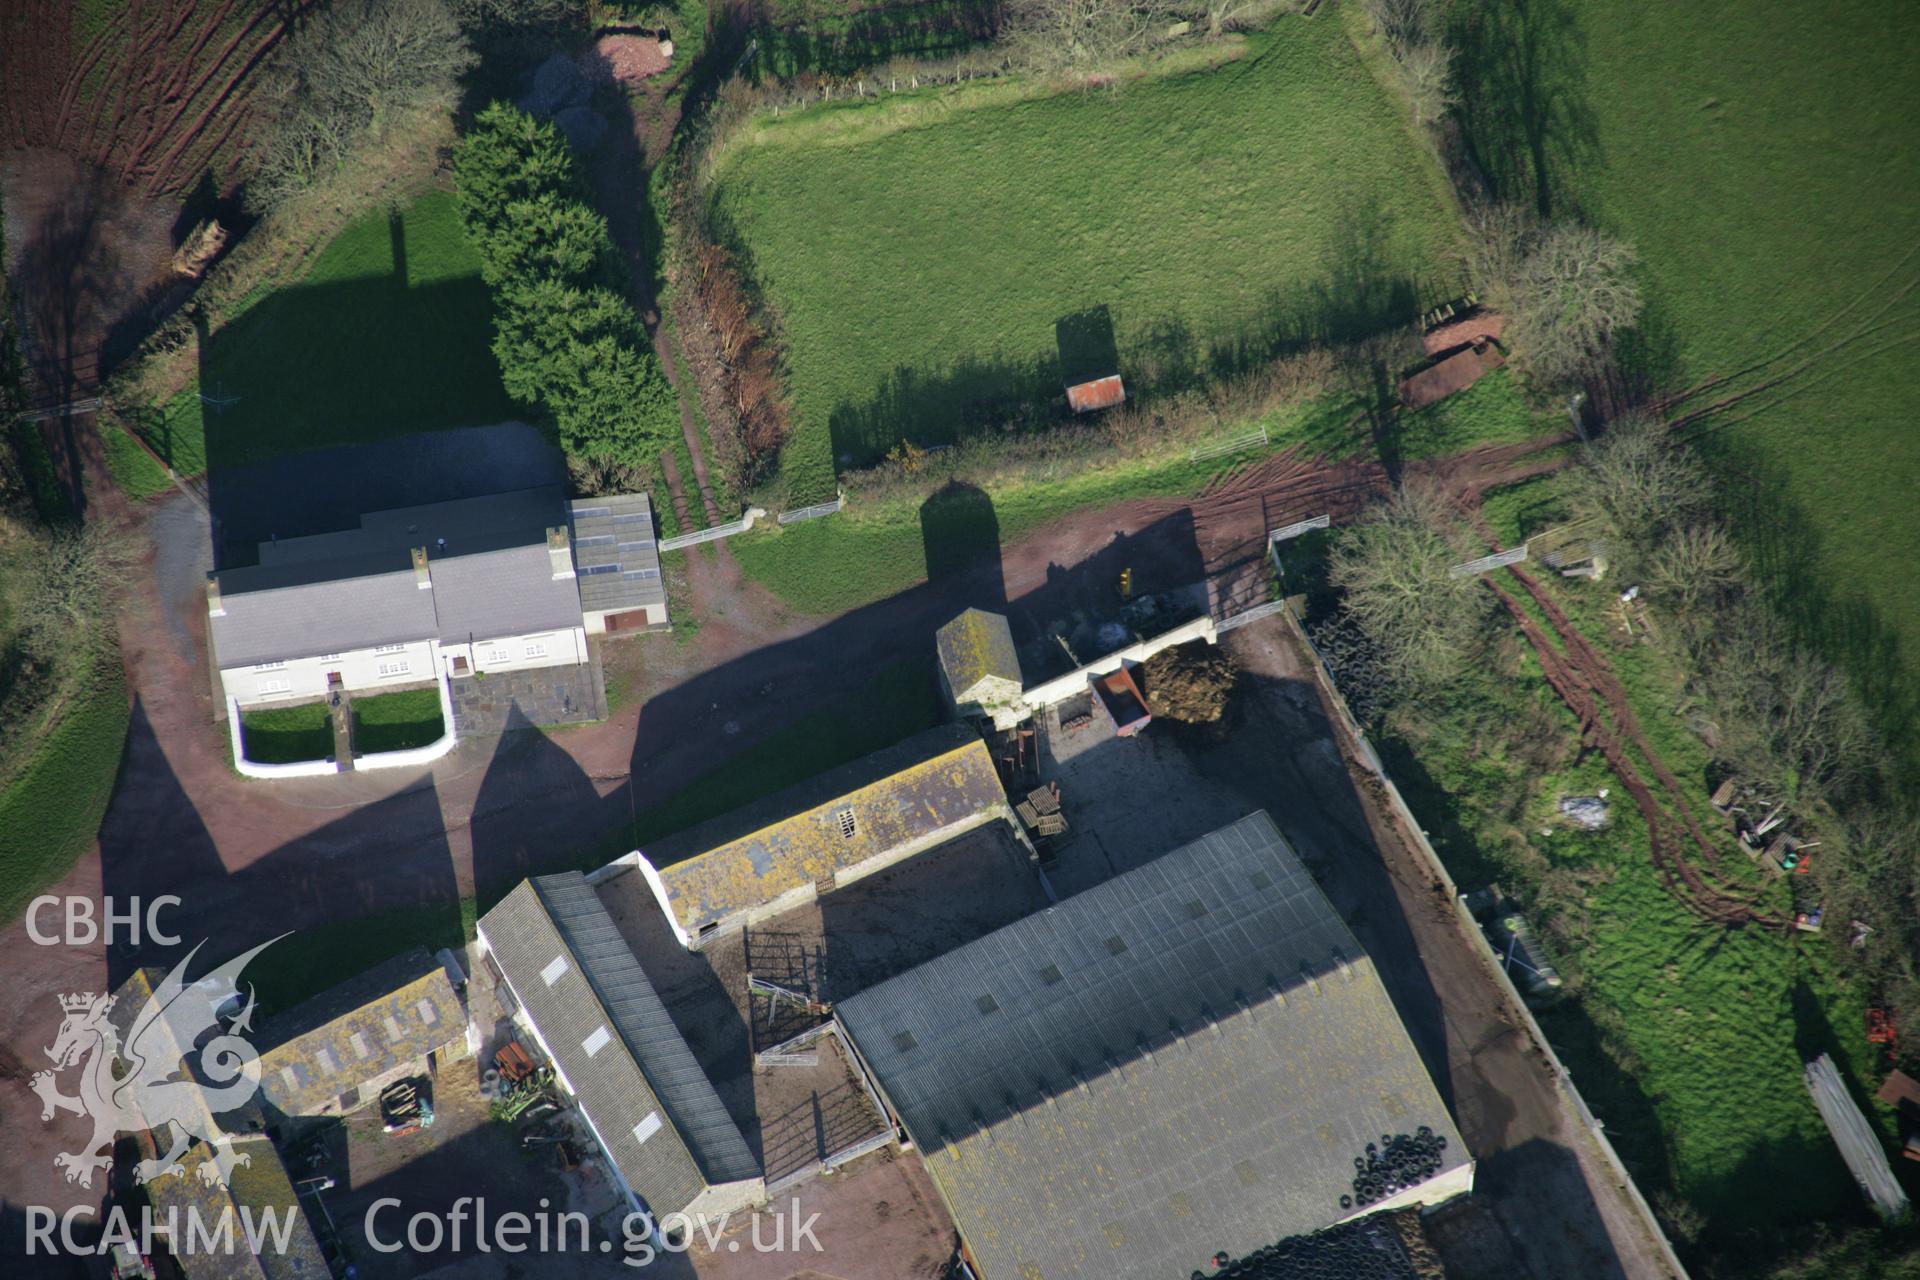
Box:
[1449, 0, 1920, 767]
[711, 18, 1465, 499]
[239, 702, 333, 764]
[351, 687, 445, 754]
[0, 649, 128, 923]
[137, 190, 515, 478]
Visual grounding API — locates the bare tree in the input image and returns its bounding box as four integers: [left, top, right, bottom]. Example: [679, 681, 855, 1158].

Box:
[1357, 0, 1434, 52]
[1468, 206, 1642, 386]
[1701, 604, 1875, 806]
[250, 0, 474, 209]
[1002, 0, 1176, 75]
[1565, 411, 1710, 557]
[1645, 522, 1743, 625]
[1327, 481, 1492, 701]
[1397, 39, 1455, 127]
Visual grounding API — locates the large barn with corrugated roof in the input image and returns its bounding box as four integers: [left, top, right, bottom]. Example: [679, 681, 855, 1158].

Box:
[835, 811, 1472, 1280]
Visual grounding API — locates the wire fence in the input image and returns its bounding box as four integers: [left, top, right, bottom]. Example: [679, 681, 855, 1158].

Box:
[778, 495, 844, 525]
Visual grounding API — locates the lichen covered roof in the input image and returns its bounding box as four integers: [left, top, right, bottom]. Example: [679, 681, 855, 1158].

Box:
[649, 724, 1007, 936]
[256, 948, 464, 1116]
[936, 608, 1021, 698]
[138, 1134, 331, 1280]
[837, 812, 1469, 1280]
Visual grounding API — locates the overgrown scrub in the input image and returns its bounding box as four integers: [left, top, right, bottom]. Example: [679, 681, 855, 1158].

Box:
[248, 0, 474, 210]
[111, 105, 461, 433]
[0, 514, 133, 923]
[454, 103, 677, 467]
[1565, 417, 1919, 1053]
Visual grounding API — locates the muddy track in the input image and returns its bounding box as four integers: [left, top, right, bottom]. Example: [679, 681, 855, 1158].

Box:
[1488, 567, 1785, 929]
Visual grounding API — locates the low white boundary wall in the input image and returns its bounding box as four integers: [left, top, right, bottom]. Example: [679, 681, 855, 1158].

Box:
[228, 695, 340, 779]
[230, 675, 459, 779]
[1020, 614, 1218, 710]
[354, 675, 460, 772]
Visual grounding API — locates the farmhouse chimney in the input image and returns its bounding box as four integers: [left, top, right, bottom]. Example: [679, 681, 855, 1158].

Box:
[205, 577, 225, 617]
[548, 526, 575, 580]
[412, 546, 432, 590]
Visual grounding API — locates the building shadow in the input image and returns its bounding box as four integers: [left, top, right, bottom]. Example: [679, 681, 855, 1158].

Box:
[920, 480, 1004, 607]
[96, 699, 462, 1013]
[202, 420, 567, 569]
[1054, 304, 1120, 388]
[469, 705, 610, 914]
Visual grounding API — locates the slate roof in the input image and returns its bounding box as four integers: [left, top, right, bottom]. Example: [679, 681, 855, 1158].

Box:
[138, 1134, 332, 1280]
[644, 724, 1007, 937]
[936, 608, 1022, 697]
[256, 948, 465, 1117]
[429, 541, 584, 645]
[479, 874, 758, 1214]
[836, 811, 1469, 1280]
[569, 494, 666, 613]
[209, 486, 587, 668]
[209, 565, 437, 668]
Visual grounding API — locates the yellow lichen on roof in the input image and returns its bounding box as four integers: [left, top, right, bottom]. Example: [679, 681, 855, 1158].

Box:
[660, 737, 1005, 933]
[937, 608, 1020, 695]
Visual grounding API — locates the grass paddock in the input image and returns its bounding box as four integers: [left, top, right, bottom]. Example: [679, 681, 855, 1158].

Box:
[712, 18, 1463, 499]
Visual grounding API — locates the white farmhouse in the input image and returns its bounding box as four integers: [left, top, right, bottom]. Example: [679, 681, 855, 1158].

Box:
[207, 487, 663, 711]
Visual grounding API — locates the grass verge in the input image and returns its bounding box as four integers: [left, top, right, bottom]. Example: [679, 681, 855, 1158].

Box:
[351, 686, 445, 754]
[0, 649, 128, 923]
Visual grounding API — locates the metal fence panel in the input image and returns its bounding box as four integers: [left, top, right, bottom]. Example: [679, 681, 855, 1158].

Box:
[778, 497, 843, 525]
[1449, 545, 1529, 577]
[1268, 514, 1332, 544]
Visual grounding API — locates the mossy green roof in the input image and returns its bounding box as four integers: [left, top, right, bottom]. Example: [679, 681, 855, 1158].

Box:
[936, 608, 1021, 696]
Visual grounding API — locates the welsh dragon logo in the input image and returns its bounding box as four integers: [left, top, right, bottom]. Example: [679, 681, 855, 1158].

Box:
[31, 938, 282, 1189]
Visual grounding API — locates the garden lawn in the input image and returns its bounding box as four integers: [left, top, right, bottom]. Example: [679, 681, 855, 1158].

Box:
[239, 702, 333, 764]
[351, 686, 444, 754]
[1450, 0, 1920, 767]
[711, 16, 1463, 499]
[146, 189, 516, 476]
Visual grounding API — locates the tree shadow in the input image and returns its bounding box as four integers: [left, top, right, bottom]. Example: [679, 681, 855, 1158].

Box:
[1448, 0, 1601, 219]
[822, 202, 1432, 469]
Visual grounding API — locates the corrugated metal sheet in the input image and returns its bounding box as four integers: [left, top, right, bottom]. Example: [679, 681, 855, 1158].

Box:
[569, 493, 667, 612]
[1806, 1053, 1910, 1218]
[838, 812, 1469, 1280]
[1066, 374, 1126, 413]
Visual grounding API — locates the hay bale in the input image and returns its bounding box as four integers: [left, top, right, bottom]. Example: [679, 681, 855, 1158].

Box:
[1139, 642, 1240, 731]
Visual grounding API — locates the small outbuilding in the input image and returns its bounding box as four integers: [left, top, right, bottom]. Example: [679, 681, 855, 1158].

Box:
[1066, 373, 1126, 413]
[255, 947, 469, 1123]
[569, 493, 668, 635]
[935, 608, 1025, 730]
